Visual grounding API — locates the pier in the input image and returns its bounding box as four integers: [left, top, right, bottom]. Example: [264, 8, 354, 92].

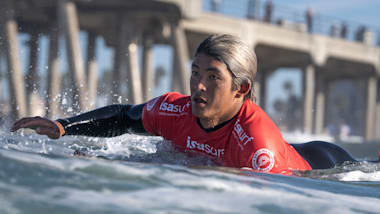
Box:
[0, 0, 379, 141]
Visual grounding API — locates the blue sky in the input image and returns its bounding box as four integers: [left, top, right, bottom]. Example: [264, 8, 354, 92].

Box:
[4, 0, 380, 113]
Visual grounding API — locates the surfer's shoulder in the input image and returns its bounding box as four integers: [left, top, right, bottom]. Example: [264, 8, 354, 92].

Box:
[159, 92, 191, 106]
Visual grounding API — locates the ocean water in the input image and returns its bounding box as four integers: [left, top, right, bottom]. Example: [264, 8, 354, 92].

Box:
[1, 128, 380, 214]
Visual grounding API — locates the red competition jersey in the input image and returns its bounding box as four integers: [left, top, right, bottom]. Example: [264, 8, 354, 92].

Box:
[142, 92, 311, 175]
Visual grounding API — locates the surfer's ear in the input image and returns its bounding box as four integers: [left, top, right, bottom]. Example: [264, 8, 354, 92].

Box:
[236, 82, 250, 98]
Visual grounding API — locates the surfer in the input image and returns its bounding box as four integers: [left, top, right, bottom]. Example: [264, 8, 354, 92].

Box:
[11, 34, 370, 175]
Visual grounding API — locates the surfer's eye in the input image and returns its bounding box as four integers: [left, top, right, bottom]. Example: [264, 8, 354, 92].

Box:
[191, 70, 199, 77]
[209, 74, 219, 80]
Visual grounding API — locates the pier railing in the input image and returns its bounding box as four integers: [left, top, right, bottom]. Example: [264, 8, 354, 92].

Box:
[203, 0, 380, 46]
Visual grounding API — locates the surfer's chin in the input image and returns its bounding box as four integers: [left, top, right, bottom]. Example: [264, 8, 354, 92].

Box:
[192, 107, 207, 118]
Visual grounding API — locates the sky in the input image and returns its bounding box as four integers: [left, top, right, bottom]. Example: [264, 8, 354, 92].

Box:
[2, 0, 380, 114]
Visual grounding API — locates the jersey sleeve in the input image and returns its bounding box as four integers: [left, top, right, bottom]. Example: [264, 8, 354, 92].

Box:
[142, 95, 164, 136]
[142, 94, 169, 136]
[142, 92, 189, 139]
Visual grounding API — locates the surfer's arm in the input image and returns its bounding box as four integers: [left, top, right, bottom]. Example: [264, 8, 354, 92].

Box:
[11, 104, 147, 139]
[56, 104, 147, 137]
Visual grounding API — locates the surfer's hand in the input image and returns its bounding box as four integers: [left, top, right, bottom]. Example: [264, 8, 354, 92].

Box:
[11, 116, 62, 139]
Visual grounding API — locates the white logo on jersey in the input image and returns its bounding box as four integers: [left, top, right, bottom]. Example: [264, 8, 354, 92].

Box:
[252, 149, 274, 172]
[159, 101, 190, 114]
[146, 97, 159, 111]
[233, 119, 254, 150]
[186, 136, 224, 158]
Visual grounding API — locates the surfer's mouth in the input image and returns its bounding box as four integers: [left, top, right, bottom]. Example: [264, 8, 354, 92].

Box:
[192, 96, 207, 106]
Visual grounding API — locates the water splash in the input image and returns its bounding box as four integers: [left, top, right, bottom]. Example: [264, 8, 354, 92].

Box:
[2, 122, 380, 182]
[294, 161, 380, 181]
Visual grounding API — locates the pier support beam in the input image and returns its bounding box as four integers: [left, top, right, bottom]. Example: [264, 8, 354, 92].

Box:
[59, 0, 87, 111]
[142, 35, 154, 101]
[376, 78, 380, 140]
[112, 16, 142, 104]
[125, 21, 143, 104]
[26, 33, 39, 96]
[0, 0, 27, 119]
[0, 31, 4, 104]
[171, 54, 180, 92]
[314, 71, 326, 135]
[170, 21, 190, 95]
[255, 70, 268, 110]
[302, 64, 315, 134]
[46, 24, 61, 118]
[365, 76, 377, 141]
[86, 32, 98, 108]
[26, 33, 43, 116]
[112, 18, 125, 104]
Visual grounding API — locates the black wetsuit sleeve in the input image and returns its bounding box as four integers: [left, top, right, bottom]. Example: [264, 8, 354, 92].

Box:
[56, 104, 147, 137]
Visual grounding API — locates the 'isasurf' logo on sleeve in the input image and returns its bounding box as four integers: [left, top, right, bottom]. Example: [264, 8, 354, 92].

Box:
[159, 101, 190, 114]
[252, 148, 274, 172]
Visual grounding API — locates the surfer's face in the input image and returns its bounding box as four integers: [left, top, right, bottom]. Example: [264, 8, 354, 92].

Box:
[190, 53, 244, 128]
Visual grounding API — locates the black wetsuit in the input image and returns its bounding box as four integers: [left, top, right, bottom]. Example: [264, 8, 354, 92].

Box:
[57, 103, 366, 170]
[56, 104, 146, 137]
[291, 142, 357, 169]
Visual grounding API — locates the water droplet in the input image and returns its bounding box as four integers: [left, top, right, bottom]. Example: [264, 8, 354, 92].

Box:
[41, 142, 47, 154]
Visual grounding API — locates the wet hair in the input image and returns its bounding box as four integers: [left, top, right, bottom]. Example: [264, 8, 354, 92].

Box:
[195, 34, 257, 101]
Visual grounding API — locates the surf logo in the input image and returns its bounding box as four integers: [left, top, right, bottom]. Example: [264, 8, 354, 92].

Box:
[186, 136, 224, 158]
[233, 119, 254, 150]
[159, 101, 190, 114]
[252, 148, 274, 172]
[146, 97, 160, 111]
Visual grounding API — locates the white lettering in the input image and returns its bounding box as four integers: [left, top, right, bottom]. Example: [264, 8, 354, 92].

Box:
[205, 144, 211, 154]
[233, 119, 254, 147]
[218, 149, 224, 157]
[160, 102, 168, 111]
[168, 103, 174, 111]
[159, 101, 190, 114]
[186, 136, 191, 148]
[186, 136, 224, 158]
[211, 148, 217, 156]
